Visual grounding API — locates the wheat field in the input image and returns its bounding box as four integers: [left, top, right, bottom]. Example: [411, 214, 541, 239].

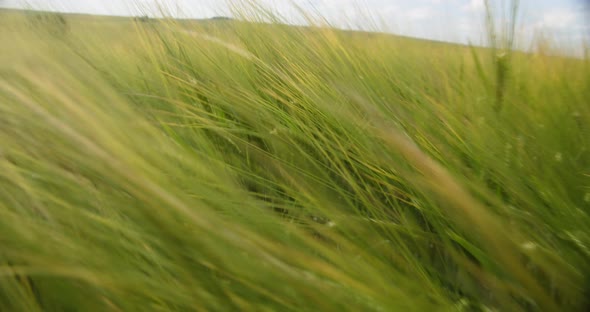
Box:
[0, 4, 588, 311]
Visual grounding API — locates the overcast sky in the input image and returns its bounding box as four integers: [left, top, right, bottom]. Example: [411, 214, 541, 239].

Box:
[1, 0, 588, 49]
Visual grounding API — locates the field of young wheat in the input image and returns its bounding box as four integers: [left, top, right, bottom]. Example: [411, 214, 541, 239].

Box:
[0, 5, 588, 311]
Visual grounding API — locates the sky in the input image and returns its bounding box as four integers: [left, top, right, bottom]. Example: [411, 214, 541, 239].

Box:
[1, 0, 588, 50]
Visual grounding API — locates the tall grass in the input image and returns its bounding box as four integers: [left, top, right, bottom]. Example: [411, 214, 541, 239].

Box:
[0, 3, 589, 311]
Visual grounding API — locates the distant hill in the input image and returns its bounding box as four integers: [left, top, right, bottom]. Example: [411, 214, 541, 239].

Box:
[210, 16, 233, 21]
[0, 7, 456, 46]
[0, 7, 518, 57]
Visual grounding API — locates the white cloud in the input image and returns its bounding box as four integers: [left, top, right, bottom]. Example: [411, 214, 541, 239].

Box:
[515, 7, 588, 57]
[521, 8, 586, 38]
[463, 0, 485, 12]
[537, 9, 577, 29]
[407, 7, 434, 20]
[382, 4, 399, 15]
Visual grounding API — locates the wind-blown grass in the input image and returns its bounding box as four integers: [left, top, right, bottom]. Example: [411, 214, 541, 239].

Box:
[0, 4, 588, 311]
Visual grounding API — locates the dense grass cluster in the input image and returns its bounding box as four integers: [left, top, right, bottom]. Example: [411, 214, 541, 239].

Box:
[0, 5, 589, 311]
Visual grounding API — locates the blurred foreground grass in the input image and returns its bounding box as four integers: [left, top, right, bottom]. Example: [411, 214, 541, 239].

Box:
[0, 5, 589, 311]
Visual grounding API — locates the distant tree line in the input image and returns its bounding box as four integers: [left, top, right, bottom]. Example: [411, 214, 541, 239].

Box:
[134, 15, 151, 23]
[27, 11, 69, 38]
